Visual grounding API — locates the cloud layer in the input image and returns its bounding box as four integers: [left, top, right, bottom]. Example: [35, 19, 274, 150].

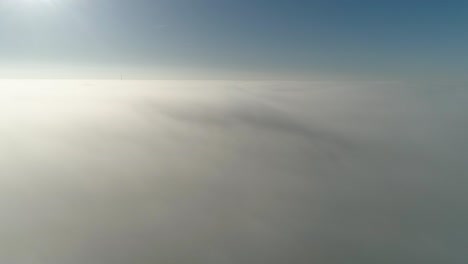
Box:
[0, 80, 467, 263]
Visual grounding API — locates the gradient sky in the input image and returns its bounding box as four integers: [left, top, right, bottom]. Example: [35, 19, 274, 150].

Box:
[0, 0, 467, 80]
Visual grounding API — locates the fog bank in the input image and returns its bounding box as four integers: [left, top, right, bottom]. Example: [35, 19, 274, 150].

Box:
[1, 80, 467, 263]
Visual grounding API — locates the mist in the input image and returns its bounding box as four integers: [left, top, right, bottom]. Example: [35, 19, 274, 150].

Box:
[1, 80, 467, 263]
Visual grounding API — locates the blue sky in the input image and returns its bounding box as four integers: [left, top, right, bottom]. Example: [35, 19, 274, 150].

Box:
[0, 0, 467, 80]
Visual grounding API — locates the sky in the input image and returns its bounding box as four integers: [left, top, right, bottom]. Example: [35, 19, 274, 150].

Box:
[0, 0, 467, 80]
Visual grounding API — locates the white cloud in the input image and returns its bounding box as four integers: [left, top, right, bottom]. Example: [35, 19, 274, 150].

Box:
[0, 80, 466, 263]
